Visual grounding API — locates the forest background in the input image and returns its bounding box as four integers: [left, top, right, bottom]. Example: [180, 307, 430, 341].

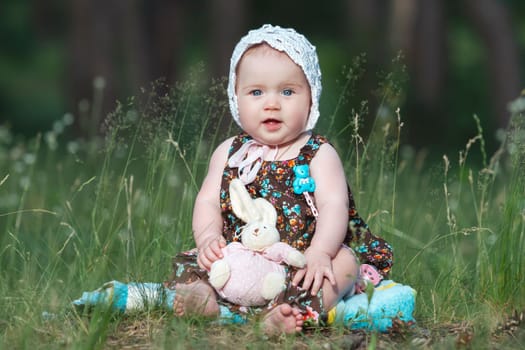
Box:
[1, 0, 524, 156]
[1, 1, 525, 348]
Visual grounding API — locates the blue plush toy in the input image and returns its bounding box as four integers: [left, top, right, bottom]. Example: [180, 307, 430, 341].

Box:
[72, 281, 174, 313]
[327, 280, 417, 332]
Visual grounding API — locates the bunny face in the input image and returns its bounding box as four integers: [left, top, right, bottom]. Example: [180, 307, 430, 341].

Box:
[229, 178, 281, 251]
[241, 222, 280, 251]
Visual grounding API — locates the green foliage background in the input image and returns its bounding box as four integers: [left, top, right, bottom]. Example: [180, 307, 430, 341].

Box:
[1, 0, 525, 155]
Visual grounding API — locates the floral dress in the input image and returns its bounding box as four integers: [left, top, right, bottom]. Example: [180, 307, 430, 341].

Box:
[167, 132, 393, 323]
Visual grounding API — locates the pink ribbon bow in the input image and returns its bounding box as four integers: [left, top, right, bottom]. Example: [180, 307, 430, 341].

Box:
[227, 140, 277, 184]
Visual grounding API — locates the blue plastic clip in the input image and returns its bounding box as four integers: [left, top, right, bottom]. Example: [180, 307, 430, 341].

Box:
[293, 164, 316, 194]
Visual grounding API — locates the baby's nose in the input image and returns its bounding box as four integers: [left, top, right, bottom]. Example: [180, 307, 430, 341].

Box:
[264, 94, 280, 110]
[253, 228, 259, 236]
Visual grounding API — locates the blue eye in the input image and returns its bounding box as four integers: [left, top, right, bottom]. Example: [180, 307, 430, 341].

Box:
[282, 89, 293, 96]
[251, 89, 262, 96]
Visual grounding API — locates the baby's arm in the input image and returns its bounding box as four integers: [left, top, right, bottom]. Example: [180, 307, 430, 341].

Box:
[292, 143, 349, 294]
[193, 137, 234, 270]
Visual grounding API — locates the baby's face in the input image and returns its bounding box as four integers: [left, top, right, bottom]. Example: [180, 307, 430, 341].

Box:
[235, 46, 311, 146]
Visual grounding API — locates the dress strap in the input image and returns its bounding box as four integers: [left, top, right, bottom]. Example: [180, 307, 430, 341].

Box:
[228, 133, 252, 157]
[296, 133, 328, 164]
[293, 134, 328, 217]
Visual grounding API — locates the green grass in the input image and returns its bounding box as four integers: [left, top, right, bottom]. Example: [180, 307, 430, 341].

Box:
[0, 76, 524, 349]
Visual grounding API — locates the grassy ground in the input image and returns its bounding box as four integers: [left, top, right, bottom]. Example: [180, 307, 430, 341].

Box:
[0, 79, 524, 349]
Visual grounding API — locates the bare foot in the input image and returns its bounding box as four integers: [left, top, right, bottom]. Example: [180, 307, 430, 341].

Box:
[263, 304, 304, 334]
[173, 281, 220, 317]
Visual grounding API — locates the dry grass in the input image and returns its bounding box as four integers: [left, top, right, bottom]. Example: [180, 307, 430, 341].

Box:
[24, 308, 523, 349]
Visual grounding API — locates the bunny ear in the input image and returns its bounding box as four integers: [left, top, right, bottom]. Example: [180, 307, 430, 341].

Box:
[253, 198, 277, 225]
[229, 179, 261, 223]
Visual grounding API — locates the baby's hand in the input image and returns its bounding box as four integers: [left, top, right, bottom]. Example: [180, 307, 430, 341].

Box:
[197, 235, 226, 271]
[292, 248, 335, 296]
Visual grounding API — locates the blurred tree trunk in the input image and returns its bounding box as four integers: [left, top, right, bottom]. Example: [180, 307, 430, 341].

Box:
[345, 0, 389, 126]
[68, 0, 187, 137]
[409, 0, 448, 147]
[68, 0, 118, 137]
[390, 0, 417, 55]
[464, 0, 522, 129]
[346, 0, 388, 58]
[209, 0, 246, 133]
[113, 0, 151, 93]
[392, 0, 521, 147]
[411, 0, 447, 111]
[209, 0, 246, 78]
[148, 0, 187, 84]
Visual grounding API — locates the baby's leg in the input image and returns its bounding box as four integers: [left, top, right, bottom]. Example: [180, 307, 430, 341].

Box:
[262, 304, 304, 334]
[322, 246, 359, 310]
[173, 281, 219, 317]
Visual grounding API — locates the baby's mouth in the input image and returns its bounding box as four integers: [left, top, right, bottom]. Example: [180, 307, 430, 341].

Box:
[263, 118, 281, 125]
[262, 118, 282, 131]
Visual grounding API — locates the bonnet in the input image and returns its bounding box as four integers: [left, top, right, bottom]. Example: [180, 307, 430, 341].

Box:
[227, 24, 322, 131]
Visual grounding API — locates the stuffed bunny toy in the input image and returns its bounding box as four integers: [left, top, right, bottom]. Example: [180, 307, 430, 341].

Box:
[208, 178, 307, 306]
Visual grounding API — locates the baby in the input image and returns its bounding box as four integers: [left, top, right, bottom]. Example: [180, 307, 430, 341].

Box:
[167, 24, 393, 334]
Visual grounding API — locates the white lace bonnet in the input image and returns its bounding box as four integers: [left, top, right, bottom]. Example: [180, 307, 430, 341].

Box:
[227, 24, 322, 131]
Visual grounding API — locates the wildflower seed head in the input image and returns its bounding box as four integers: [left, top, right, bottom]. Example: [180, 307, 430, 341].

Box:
[67, 141, 80, 154]
[78, 99, 90, 113]
[93, 76, 106, 90]
[23, 153, 36, 165]
[507, 96, 525, 115]
[53, 121, 64, 134]
[19, 176, 30, 190]
[45, 131, 58, 151]
[0, 125, 13, 145]
[62, 113, 74, 126]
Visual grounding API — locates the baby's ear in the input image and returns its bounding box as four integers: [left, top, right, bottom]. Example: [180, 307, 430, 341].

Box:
[229, 179, 261, 223]
[253, 198, 277, 225]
